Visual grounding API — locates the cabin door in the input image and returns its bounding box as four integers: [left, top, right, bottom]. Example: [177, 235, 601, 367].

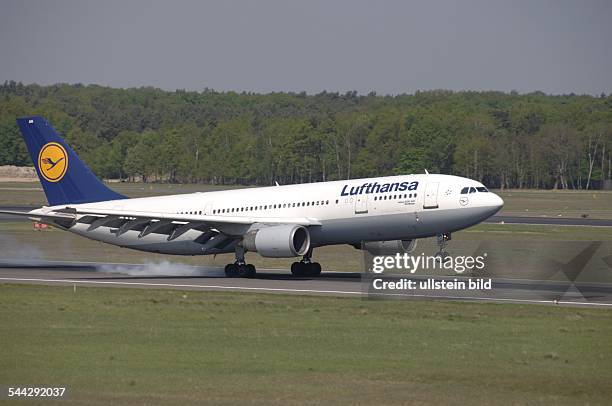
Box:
[354, 195, 368, 214]
[423, 182, 439, 209]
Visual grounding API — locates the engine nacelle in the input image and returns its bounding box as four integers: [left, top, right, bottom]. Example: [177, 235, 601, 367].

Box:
[243, 224, 311, 258]
[362, 239, 416, 255]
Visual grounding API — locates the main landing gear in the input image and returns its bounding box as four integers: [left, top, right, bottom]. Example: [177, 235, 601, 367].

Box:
[225, 246, 256, 278]
[290, 249, 322, 277]
[435, 232, 451, 259]
[224, 246, 323, 278]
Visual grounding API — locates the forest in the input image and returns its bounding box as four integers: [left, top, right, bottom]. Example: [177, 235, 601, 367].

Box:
[1, 81, 611, 189]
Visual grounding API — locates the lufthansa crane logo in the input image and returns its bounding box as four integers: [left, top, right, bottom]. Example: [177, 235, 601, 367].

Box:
[38, 142, 68, 182]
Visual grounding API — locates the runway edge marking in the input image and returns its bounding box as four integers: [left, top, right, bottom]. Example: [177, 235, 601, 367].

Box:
[1, 277, 612, 307]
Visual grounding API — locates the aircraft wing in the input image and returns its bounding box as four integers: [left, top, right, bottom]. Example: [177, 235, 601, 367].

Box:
[1, 207, 321, 238]
[0, 209, 76, 222]
[56, 207, 321, 226]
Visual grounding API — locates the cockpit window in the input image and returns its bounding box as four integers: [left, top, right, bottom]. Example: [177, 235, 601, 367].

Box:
[462, 186, 489, 193]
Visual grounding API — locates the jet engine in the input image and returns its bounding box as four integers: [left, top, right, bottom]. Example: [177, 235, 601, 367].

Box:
[243, 224, 310, 258]
[361, 239, 417, 255]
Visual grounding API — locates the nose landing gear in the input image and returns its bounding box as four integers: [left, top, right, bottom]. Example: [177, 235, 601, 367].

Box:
[435, 232, 451, 259]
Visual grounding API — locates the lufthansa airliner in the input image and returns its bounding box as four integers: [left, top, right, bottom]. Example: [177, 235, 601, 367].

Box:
[1, 117, 503, 277]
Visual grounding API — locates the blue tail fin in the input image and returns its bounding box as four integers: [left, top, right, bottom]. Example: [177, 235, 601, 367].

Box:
[17, 116, 127, 206]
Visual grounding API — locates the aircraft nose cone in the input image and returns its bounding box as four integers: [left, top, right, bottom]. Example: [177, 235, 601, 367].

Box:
[492, 193, 504, 212]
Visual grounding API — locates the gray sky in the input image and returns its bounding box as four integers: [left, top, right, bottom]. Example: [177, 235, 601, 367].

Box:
[1, 0, 611, 95]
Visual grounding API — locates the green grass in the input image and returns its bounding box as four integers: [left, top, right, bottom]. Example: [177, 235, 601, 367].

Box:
[497, 189, 612, 219]
[0, 284, 611, 405]
[2, 183, 611, 404]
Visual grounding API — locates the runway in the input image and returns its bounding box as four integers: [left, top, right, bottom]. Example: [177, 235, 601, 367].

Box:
[1, 259, 611, 307]
[486, 215, 612, 227]
[0, 260, 365, 296]
[2, 205, 611, 307]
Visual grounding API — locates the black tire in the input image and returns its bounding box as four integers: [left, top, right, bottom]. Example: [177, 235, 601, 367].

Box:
[224, 264, 238, 278]
[245, 264, 256, 278]
[291, 262, 303, 276]
[237, 264, 250, 278]
[309, 262, 322, 276]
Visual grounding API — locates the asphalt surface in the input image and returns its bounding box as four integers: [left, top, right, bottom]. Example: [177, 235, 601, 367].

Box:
[2, 205, 611, 307]
[1, 260, 611, 307]
[2, 206, 612, 226]
[486, 215, 612, 227]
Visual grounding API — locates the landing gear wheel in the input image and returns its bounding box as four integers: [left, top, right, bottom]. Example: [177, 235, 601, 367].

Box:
[244, 264, 256, 278]
[224, 263, 239, 278]
[291, 261, 322, 277]
[291, 262, 303, 276]
[225, 245, 256, 278]
[309, 262, 322, 276]
[237, 264, 249, 278]
[225, 262, 256, 278]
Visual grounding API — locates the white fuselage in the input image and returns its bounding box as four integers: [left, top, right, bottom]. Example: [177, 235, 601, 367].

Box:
[39, 174, 503, 256]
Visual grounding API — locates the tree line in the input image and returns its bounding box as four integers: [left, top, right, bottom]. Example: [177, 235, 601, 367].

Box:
[1, 81, 611, 189]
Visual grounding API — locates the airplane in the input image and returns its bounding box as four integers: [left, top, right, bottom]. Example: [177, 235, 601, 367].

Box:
[1, 116, 504, 278]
